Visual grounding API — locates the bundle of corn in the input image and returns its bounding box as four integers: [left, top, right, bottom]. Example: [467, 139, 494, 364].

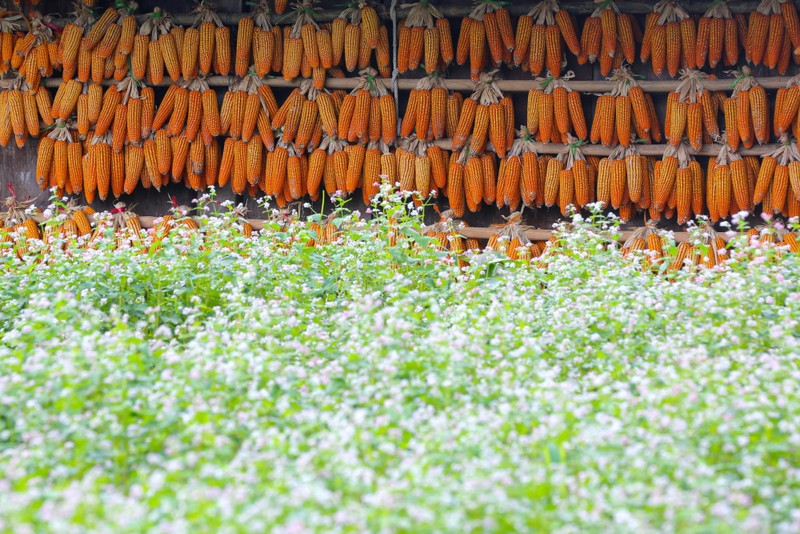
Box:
[41, 200, 95, 246]
[235, 0, 281, 77]
[395, 136, 446, 203]
[219, 73, 276, 149]
[752, 136, 800, 217]
[527, 73, 587, 145]
[652, 143, 703, 223]
[746, 225, 800, 253]
[746, 0, 800, 69]
[185, 1, 229, 77]
[596, 144, 648, 214]
[486, 212, 536, 261]
[398, 0, 453, 74]
[695, 1, 745, 69]
[421, 209, 470, 265]
[305, 134, 348, 199]
[130, 8, 177, 83]
[68, 4, 133, 82]
[12, 14, 57, 91]
[281, 0, 329, 85]
[332, 0, 389, 75]
[451, 72, 512, 158]
[0, 194, 42, 257]
[579, 0, 635, 77]
[455, 0, 514, 81]
[542, 135, 591, 216]
[514, 0, 580, 78]
[0, 77, 53, 148]
[593, 67, 659, 147]
[401, 74, 451, 141]
[34, 120, 81, 194]
[705, 142, 752, 223]
[640, 0, 695, 77]
[152, 77, 222, 147]
[261, 137, 313, 205]
[0, 15, 26, 76]
[664, 69, 720, 150]
[495, 131, 541, 212]
[89, 202, 145, 248]
[725, 67, 769, 150]
[332, 68, 396, 146]
[360, 141, 395, 204]
[774, 74, 800, 140]
[684, 221, 728, 269]
[449, 147, 498, 213]
[621, 222, 666, 269]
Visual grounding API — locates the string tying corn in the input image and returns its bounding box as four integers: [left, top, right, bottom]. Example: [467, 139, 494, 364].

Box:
[398, 0, 452, 74]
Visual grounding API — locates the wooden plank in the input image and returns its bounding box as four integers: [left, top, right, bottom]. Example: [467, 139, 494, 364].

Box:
[431, 140, 781, 157]
[48, 2, 765, 27]
[35, 76, 794, 93]
[19, 211, 728, 243]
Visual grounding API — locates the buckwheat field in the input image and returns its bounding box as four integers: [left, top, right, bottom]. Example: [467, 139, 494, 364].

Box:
[0, 190, 796, 533]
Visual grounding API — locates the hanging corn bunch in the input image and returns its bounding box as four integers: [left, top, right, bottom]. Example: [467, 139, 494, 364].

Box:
[579, 0, 633, 77]
[455, 0, 514, 81]
[514, 0, 581, 78]
[451, 72, 512, 158]
[152, 77, 222, 146]
[496, 131, 541, 212]
[0, 194, 42, 256]
[282, 0, 330, 85]
[421, 209, 471, 265]
[0, 77, 53, 148]
[485, 212, 537, 261]
[527, 73, 587, 144]
[541, 135, 591, 216]
[332, 0, 387, 74]
[675, 221, 728, 269]
[235, 0, 281, 77]
[453, 147, 497, 212]
[360, 140, 395, 204]
[1, 15, 26, 76]
[188, 1, 229, 77]
[133, 8, 180, 84]
[402, 74, 452, 141]
[746, 0, 800, 69]
[752, 135, 800, 217]
[13, 14, 58, 91]
[706, 142, 753, 223]
[398, 0, 453, 74]
[305, 134, 349, 199]
[74, 4, 126, 80]
[652, 143, 704, 224]
[331, 68, 396, 147]
[220, 73, 276, 148]
[596, 144, 649, 214]
[663, 69, 719, 151]
[262, 136, 309, 203]
[395, 136, 445, 203]
[35, 121, 83, 197]
[773, 74, 800, 140]
[40, 200, 95, 246]
[621, 222, 667, 269]
[695, 1, 742, 69]
[89, 203, 146, 249]
[726, 67, 770, 150]
[640, 0, 695, 77]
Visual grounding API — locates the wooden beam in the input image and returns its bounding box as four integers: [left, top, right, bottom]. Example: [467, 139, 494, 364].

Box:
[47, 1, 765, 27]
[37, 76, 795, 93]
[20, 212, 727, 243]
